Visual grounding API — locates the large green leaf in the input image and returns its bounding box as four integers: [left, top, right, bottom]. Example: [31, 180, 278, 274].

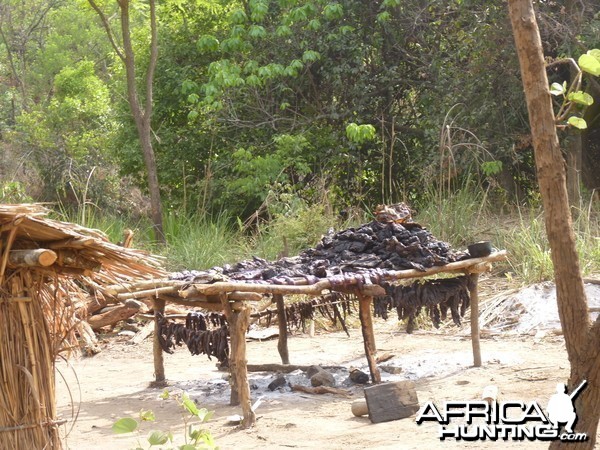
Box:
[182, 394, 200, 416]
[147, 430, 170, 446]
[567, 91, 594, 106]
[578, 53, 600, 76]
[568, 116, 587, 129]
[112, 418, 138, 434]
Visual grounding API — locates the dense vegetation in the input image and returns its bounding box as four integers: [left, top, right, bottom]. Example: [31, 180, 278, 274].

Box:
[1, 0, 599, 278]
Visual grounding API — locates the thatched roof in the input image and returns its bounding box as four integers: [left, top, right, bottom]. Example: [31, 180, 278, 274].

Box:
[0, 204, 167, 449]
[0, 203, 165, 282]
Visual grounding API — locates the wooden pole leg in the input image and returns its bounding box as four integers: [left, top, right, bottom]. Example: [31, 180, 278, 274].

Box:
[152, 298, 167, 386]
[274, 294, 290, 364]
[468, 273, 482, 367]
[358, 294, 381, 384]
[228, 306, 256, 427]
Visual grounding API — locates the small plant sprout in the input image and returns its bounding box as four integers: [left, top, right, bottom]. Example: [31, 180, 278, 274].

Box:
[111, 390, 216, 449]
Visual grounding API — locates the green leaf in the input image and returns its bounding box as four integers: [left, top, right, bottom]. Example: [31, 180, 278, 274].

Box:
[578, 53, 600, 76]
[187, 93, 200, 104]
[230, 9, 248, 24]
[248, 25, 267, 38]
[549, 82, 564, 96]
[182, 395, 200, 416]
[112, 418, 138, 434]
[250, 0, 269, 22]
[568, 116, 587, 129]
[139, 409, 156, 422]
[197, 35, 219, 52]
[188, 110, 199, 121]
[147, 431, 169, 446]
[323, 3, 343, 20]
[302, 50, 321, 63]
[159, 389, 170, 400]
[567, 91, 594, 106]
[196, 408, 214, 423]
[377, 12, 391, 23]
[178, 445, 197, 450]
[307, 19, 321, 31]
[276, 25, 292, 37]
[588, 49, 600, 59]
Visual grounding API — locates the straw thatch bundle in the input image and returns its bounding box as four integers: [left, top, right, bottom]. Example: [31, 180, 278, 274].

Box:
[0, 204, 164, 449]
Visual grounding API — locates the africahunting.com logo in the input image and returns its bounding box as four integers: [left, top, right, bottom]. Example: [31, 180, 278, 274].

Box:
[416, 380, 588, 442]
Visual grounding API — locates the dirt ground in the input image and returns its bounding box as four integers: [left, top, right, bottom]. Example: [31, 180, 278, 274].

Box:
[55, 289, 600, 450]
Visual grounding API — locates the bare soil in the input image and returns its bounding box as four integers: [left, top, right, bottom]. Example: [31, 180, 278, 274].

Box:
[55, 312, 600, 449]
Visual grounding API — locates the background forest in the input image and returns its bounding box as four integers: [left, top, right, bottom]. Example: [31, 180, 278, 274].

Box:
[0, 0, 599, 276]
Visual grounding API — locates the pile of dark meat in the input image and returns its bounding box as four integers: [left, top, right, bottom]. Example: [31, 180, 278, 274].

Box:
[170, 219, 468, 286]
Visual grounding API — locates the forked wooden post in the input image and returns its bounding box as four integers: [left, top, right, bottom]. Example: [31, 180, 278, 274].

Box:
[357, 293, 381, 383]
[220, 294, 256, 427]
[152, 298, 166, 385]
[468, 273, 482, 367]
[274, 294, 290, 364]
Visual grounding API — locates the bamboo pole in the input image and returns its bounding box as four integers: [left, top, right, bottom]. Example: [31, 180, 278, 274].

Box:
[357, 293, 381, 384]
[152, 298, 166, 385]
[274, 294, 290, 364]
[468, 273, 482, 367]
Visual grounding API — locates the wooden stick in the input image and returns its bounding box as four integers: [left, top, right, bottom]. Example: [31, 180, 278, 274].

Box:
[117, 286, 180, 300]
[8, 249, 57, 267]
[357, 293, 381, 384]
[0, 220, 20, 284]
[104, 279, 178, 295]
[289, 384, 352, 397]
[152, 298, 166, 385]
[468, 273, 482, 367]
[274, 294, 290, 364]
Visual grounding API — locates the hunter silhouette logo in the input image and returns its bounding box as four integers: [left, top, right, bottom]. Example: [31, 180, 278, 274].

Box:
[547, 380, 586, 434]
[416, 380, 589, 442]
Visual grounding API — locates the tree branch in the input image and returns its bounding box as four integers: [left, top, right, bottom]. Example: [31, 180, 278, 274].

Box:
[87, 0, 125, 62]
[145, 0, 158, 120]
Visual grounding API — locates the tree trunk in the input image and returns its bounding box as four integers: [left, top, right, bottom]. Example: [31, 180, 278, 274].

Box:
[119, 0, 165, 243]
[88, 0, 165, 243]
[508, 1, 599, 448]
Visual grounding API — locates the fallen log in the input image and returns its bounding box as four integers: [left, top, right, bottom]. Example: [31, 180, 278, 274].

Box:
[88, 299, 143, 330]
[8, 249, 57, 267]
[290, 384, 352, 397]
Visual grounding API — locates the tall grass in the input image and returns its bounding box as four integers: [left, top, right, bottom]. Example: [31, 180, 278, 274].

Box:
[162, 212, 250, 271]
[416, 180, 488, 248]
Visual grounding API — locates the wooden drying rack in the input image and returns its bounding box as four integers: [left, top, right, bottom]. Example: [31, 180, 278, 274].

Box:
[110, 251, 507, 428]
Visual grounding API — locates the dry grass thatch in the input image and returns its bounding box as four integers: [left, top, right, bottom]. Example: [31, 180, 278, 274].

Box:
[0, 203, 166, 449]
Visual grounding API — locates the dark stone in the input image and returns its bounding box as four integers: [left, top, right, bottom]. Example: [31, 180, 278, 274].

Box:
[349, 369, 369, 384]
[268, 375, 287, 391]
